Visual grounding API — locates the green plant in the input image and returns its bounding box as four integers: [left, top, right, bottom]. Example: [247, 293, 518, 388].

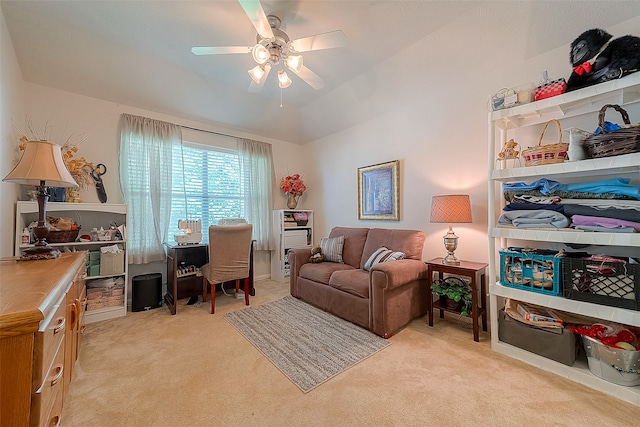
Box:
[431, 277, 472, 316]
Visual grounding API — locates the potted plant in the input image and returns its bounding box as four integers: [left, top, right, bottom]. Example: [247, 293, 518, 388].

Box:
[431, 277, 472, 316]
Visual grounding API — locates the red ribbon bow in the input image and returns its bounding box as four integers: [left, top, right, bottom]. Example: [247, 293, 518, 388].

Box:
[573, 61, 592, 76]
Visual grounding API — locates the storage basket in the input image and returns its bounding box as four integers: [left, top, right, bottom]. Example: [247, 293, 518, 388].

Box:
[521, 120, 569, 166]
[582, 104, 640, 158]
[499, 248, 562, 296]
[47, 229, 80, 243]
[582, 335, 640, 386]
[562, 257, 639, 311]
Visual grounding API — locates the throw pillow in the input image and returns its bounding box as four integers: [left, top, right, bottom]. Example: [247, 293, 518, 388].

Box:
[364, 246, 405, 271]
[320, 235, 345, 263]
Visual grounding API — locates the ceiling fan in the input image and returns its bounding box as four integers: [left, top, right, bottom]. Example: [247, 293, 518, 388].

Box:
[191, 0, 347, 93]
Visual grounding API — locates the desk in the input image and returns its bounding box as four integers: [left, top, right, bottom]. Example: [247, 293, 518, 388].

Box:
[164, 243, 255, 315]
[425, 258, 488, 342]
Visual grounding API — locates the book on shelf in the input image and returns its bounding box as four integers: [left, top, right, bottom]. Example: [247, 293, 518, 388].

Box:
[516, 302, 564, 325]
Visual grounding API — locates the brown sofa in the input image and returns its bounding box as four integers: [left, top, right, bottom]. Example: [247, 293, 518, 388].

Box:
[289, 227, 428, 338]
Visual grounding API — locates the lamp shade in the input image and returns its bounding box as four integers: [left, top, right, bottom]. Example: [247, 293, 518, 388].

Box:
[3, 140, 78, 187]
[430, 195, 472, 223]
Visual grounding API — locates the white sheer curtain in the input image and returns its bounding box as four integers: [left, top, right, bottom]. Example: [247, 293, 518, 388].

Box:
[238, 138, 275, 251]
[119, 114, 183, 264]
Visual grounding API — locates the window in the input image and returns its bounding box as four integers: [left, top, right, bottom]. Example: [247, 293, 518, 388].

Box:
[168, 142, 244, 244]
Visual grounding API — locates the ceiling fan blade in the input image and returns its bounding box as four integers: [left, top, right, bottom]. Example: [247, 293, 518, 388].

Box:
[290, 30, 347, 53]
[292, 65, 324, 90]
[238, 0, 274, 40]
[248, 64, 271, 93]
[191, 46, 251, 55]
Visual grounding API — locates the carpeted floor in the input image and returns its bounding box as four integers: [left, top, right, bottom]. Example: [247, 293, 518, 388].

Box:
[224, 295, 391, 392]
[61, 280, 639, 426]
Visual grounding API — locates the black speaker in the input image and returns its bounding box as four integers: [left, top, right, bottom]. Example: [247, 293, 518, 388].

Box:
[132, 273, 162, 312]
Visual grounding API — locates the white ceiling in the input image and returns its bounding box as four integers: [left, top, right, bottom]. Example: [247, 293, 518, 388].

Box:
[3, 1, 640, 143]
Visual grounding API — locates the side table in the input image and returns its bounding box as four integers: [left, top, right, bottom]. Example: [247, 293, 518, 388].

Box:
[425, 258, 488, 342]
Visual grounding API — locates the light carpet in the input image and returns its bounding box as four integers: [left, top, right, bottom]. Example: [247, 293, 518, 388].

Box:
[223, 295, 391, 392]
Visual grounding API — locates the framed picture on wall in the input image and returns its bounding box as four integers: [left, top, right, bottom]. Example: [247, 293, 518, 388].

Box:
[357, 160, 399, 220]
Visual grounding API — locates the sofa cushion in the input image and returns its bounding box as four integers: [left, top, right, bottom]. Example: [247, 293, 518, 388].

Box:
[329, 227, 370, 268]
[328, 269, 370, 298]
[363, 247, 406, 271]
[320, 235, 345, 263]
[361, 229, 425, 269]
[299, 262, 355, 285]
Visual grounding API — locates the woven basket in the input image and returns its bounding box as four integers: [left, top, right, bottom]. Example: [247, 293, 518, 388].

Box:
[521, 119, 569, 166]
[47, 229, 80, 243]
[582, 104, 640, 158]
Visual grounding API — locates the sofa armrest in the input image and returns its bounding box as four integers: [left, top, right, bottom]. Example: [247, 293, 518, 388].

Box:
[288, 247, 312, 296]
[369, 259, 427, 291]
[369, 259, 428, 337]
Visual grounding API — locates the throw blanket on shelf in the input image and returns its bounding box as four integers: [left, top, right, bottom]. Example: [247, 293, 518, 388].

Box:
[498, 210, 570, 229]
[571, 215, 640, 232]
[562, 204, 640, 222]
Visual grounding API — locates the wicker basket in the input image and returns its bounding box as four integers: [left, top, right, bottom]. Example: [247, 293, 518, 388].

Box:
[521, 120, 569, 166]
[582, 104, 640, 158]
[47, 229, 80, 243]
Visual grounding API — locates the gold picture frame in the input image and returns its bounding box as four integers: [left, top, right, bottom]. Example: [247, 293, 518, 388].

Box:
[357, 160, 399, 220]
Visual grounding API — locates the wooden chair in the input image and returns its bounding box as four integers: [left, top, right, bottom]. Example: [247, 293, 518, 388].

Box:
[201, 224, 253, 314]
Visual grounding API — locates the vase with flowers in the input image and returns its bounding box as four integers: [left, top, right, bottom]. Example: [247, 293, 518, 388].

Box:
[280, 173, 306, 209]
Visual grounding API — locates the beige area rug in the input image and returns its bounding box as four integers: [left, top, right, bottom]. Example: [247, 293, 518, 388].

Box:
[60, 280, 639, 426]
[224, 296, 391, 392]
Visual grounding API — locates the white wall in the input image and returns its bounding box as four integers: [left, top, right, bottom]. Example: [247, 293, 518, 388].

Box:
[303, 4, 640, 265]
[0, 7, 24, 258]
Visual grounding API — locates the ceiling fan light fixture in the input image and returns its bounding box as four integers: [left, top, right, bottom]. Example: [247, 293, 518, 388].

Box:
[285, 54, 303, 73]
[248, 64, 267, 83]
[278, 69, 292, 88]
[252, 43, 269, 64]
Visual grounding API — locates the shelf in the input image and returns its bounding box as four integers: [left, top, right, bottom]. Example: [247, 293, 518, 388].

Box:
[488, 75, 640, 407]
[16, 201, 128, 324]
[490, 73, 640, 129]
[491, 152, 640, 181]
[490, 227, 640, 247]
[491, 340, 640, 407]
[17, 201, 127, 214]
[490, 282, 640, 327]
[85, 305, 127, 324]
[86, 273, 125, 280]
[19, 239, 126, 249]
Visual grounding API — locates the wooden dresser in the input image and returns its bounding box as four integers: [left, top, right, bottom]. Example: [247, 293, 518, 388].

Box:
[0, 252, 86, 426]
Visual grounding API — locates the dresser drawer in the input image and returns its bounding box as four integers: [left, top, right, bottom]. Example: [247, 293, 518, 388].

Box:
[32, 294, 66, 390]
[30, 337, 64, 427]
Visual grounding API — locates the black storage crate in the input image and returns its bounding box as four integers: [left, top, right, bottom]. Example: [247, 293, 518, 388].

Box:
[562, 257, 639, 311]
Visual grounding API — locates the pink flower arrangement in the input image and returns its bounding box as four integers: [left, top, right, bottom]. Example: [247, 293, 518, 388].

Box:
[280, 173, 306, 197]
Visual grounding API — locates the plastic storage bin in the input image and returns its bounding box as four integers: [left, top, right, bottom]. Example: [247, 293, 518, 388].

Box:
[499, 249, 562, 296]
[562, 257, 639, 311]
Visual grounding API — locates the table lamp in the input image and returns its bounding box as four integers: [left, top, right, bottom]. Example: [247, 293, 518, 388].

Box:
[430, 194, 473, 265]
[3, 140, 78, 258]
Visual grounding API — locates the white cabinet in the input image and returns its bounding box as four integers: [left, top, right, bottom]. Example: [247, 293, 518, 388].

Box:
[15, 202, 128, 324]
[487, 74, 640, 406]
[271, 209, 313, 282]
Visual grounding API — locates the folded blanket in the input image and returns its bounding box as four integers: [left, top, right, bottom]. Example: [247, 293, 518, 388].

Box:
[558, 178, 640, 200]
[571, 215, 640, 232]
[504, 203, 564, 212]
[574, 225, 636, 233]
[498, 210, 570, 229]
[562, 204, 640, 222]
